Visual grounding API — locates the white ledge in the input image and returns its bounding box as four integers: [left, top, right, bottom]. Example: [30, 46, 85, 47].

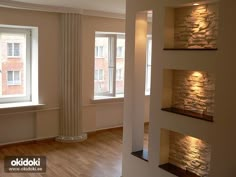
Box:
[0, 102, 44, 109]
[91, 97, 124, 104]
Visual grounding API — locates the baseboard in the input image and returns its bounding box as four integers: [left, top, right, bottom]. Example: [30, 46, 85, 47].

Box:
[0, 136, 56, 148]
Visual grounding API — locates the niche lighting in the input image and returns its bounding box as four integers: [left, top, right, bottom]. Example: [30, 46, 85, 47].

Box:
[192, 71, 203, 78]
[193, 3, 200, 6]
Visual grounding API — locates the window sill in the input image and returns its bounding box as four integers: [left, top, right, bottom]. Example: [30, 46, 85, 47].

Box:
[0, 102, 44, 109]
[91, 96, 124, 104]
[91, 94, 150, 104]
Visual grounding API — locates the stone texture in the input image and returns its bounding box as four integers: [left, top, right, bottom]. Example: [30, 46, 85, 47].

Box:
[172, 70, 215, 116]
[174, 4, 218, 48]
[169, 131, 211, 177]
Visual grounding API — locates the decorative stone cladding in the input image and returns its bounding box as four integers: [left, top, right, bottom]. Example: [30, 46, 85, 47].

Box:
[169, 131, 211, 177]
[174, 4, 218, 48]
[172, 70, 215, 116]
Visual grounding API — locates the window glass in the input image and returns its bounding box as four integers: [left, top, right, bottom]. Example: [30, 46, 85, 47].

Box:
[0, 27, 31, 103]
[116, 37, 125, 95]
[94, 36, 110, 95]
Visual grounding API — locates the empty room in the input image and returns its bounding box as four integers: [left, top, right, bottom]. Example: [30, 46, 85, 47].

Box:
[0, 0, 235, 177]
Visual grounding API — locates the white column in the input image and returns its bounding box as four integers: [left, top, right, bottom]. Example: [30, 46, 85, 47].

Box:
[56, 13, 87, 143]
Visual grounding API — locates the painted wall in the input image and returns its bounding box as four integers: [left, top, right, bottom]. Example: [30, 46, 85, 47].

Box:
[81, 15, 150, 132]
[123, 0, 236, 177]
[0, 8, 151, 144]
[0, 7, 60, 144]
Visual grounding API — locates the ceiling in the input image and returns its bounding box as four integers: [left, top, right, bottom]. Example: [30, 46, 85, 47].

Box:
[0, 0, 126, 14]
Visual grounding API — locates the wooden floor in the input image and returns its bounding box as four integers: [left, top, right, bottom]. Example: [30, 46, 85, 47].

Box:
[0, 125, 149, 177]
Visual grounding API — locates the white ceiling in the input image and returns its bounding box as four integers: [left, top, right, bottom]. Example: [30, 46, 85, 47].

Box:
[1, 0, 126, 14]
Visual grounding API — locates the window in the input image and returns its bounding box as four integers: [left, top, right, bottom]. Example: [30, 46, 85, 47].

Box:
[95, 46, 104, 58]
[145, 36, 152, 95]
[116, 68, 123, 81]
[0, 26, 32, 103]
[116, 46, 124, 58]
[7, 42, 20, 57]
[7, 71, 21, 85]
[95, 69, 104, 81]
[94, 32, 125, 97]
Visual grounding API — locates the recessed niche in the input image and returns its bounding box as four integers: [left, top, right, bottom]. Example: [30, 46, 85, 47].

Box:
[160, 129, 212, 177]
[162, 69, 215, 122]
[164, 3, 219, 49]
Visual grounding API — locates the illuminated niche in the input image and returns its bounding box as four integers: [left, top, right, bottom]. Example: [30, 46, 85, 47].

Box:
[164, 2, 219, 49]
[162, 69, 215, 122]
[159, 129, 212, 177]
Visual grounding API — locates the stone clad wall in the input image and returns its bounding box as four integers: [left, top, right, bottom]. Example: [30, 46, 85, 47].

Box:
[169, 131, 211, 177]
[174, 4, 218, 48]
[172, 70, 215, 116]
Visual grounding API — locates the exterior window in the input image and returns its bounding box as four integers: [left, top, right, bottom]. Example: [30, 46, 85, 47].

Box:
[145, 37, 152, 95]
[116, 46, 124, 58]
[0, 27, 31, 103]
[116, 68, 123, 81]
[94, 33, 125, 97]
[7, 43, 20, 57]
[7, 71, 21, 85]
[95, 69, 104, 81]
[95, 46, 104, 58]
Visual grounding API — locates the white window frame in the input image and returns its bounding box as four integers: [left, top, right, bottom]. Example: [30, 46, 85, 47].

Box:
[0, 26, 32, 103]
[7, 70, 21, 85]
[94, 32, 125, 98]
[7, 42, 21, 57]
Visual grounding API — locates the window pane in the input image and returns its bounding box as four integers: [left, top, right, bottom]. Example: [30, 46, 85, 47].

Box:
[95, 45, 104, 58]
[14, 43, 20, 56]
[7, 71, 13, 82]
[116, 37, 125, 95]
[95, 69, 98, 80]
[94, 37, 112, 96]
[99, 69, 104, 80]
[1, 33, 26, 96]
[117, 46, 124, 58]
[14, 71, 20, 83]
[7, 43, 12, 56]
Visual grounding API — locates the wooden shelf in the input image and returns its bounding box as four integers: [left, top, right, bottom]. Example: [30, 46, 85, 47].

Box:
[163, 48, 218, 51]
[159, 163, 200, 177]
[161, 107, 213, 122]
[131, 149, 148, 162]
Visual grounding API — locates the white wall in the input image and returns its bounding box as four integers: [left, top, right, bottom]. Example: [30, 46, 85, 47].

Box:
[123, 0, 236, 177]
[80, 15, 125, 132]
[0, 8, 151, 144]
[0, 7, 60, 144]
[80, 15, 151, 133]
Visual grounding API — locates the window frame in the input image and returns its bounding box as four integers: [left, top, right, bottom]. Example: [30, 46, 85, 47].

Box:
[94, 32, 125, 98]
[0, 27, 32, 103]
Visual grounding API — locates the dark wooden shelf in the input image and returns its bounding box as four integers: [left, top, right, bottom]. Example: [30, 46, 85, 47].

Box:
[163, 48, 218, 50]
[131, 149, 148, 162]
[159, 163, 200, 177]
[161, 107, 213, 122]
